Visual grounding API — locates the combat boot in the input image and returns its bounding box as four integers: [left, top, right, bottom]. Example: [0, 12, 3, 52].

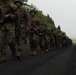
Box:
[32, 49, 36, 56]
[0, 54, 7, 63]
[45, 49, 48, 52]
[16, 50, 22, 59]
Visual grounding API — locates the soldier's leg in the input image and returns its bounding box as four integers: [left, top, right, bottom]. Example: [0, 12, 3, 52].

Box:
[21, 28, 27, 47]
[16, 28, 26, 59]
[15, 27, 21, 59]
[24, 32, 27, 45]
[29, 32, 38, 56]
[44, 40, 49, 52]
[16, 42, 23, 60]
[39, 38, 45, 54]
[50, 37, 55, 50]
[0, 29, 7, 63]
[9, 42, 16, 60]
[28, 31, 33, 55]
[7, 26, 16, 60]
[30, 40, 37, 56]
[50, 41, 54, 50]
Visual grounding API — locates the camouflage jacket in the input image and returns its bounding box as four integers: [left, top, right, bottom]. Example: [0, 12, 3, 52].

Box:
[30, 16, 40, 29]
[0, 3, 17, 24]
[16, 7, 31, 28]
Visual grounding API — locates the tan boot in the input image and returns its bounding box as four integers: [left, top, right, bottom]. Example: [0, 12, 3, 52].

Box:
[32, 49, 36, 56]
[16, 51, 21, 59]
[45, 49, 48, 52]
[0, 54, 6, 63]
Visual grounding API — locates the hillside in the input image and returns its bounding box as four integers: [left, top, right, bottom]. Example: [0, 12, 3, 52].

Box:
[72, 39, 76, 44]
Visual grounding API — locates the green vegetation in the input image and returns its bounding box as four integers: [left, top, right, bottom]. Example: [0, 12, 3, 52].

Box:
[72, 39, 76, 45]
[36, 11, 55, 28]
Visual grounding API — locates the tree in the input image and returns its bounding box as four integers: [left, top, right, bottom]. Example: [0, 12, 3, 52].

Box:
[47, 14, 55, 25]
[57, 25, 61, 31]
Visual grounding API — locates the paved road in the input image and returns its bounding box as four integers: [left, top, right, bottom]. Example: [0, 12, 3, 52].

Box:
[0, 45, 76, 75]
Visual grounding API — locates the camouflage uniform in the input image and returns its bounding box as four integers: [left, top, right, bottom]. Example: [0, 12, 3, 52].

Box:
[28, 28, 39, 55]
[49, 29, 55, 50]
[0, 27, 4, 55]
[29, 10, 40, 56]
[46, 28, 55, 51]
[37, 25, 49, 54]
[14, 0, 30, 58]
[0, 8, 4, 55]
[0, 0, 17, 62]
[51, 30, 56, 50]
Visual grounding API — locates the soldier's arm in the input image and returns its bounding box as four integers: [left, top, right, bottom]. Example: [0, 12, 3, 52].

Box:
[9, 4, 18, 19]
[24, 9, 31, 29]
[37, 17, 40, 25]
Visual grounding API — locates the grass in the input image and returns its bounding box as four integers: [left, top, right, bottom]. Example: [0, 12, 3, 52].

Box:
[72, 39, 76, 45]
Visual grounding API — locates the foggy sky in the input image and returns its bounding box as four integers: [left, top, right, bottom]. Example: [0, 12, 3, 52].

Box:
[28, 0, 76, 39]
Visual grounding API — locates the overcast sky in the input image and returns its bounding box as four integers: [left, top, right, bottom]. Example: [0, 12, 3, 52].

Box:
[28, 0, 76, 39]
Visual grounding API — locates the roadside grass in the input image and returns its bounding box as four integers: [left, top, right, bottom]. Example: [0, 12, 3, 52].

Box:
[72, 39, 76, 45]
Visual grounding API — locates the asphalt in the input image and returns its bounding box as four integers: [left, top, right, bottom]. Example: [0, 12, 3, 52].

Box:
[0, 45, 76, 75]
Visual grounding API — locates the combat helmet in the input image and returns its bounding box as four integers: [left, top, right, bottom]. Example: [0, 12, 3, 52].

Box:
[30, 9, 37, 14]
[14, 0, 23, 5]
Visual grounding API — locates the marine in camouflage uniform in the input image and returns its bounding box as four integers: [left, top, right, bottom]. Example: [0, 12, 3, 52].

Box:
[28, 27, 39, 56]
[37, 24, 49, 54]
[45, 28, 51, 52]
[54, 30, 61, 49]
[61, 32, 67, 47]
[29, 10, 40, 56]
[0, 0, 17, 63]
[49, 29, 55, 50]
[14, 0, 30, 59]
[50, 28, 57, 50]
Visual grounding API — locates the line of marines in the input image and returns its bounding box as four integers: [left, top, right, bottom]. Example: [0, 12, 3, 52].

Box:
[0, 0, 72, 63]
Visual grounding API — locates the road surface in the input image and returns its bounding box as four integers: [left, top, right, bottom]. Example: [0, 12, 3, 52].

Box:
[0, 45, 76, 75]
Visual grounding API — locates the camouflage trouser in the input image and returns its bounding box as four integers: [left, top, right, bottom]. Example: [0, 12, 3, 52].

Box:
[51, 38, 56, 49]
[0, 27, 4, 55]
[39, 37, 48, 52]
[0, 23, 16, 55]
[28, 30, 39, 50]
[15, 27, 27, 51]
